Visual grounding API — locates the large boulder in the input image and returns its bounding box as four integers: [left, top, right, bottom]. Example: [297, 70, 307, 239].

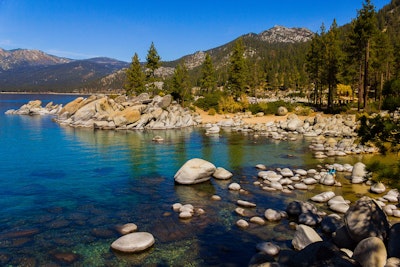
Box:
[59, 96, 91, 117]
[287, 241, 359, 267]
[351, 162, 367, 184]
[158, 94, 172, 109]
[111, 232, 155, 253]
[112, 106, 141, 127]
[328, 196, 350, 213]
[286, 201, 320, 225]
[344, 196, 390, 243]
[71, 97, 113, 123]
[320, 214, 344, 234]
[276, 106, 288, 116]
[292, 224, 323, 251]
[286, 115, 303, 131]
[352, 237, 387, 267]
[174, 158, 216, 185]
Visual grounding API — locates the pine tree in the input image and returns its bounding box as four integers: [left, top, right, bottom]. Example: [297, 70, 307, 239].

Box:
[199, 53, 217, 94]
[124, 53, 145, 96]
[350, 0, 379, 110]
[171, 62, 191, 106]
[372, 30, 393, 109]
[145, 42, 161, 95]
[145, 42, 161, 79]
[324, 19, 342, 110]
[227, 37, 248, 99]
[306, 24, 326, 106]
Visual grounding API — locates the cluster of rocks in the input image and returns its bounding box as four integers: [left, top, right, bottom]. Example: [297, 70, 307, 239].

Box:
[204, 113, 359, 138]
[171, 203, 205, 219]
[6, 94, 202, 130]
[172, 157, 400, 266]
[5, 100, 62, 115]
[174, 158, 233, 185]
[55, 94, 202, 130]
[309, 136, 378, 159]
[249, 197, 400, 267]
[202, 112, 377, 157]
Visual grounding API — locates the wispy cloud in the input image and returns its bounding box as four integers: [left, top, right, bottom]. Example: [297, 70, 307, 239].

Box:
[0, 39, 13, 47]
[45, 49, 99, 59]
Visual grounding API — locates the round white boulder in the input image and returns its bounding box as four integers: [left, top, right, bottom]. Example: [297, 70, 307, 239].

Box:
[117, 223, 138, 235]
[213, 167, 233, 180]
[174, 158, 216, 184]
[228, 182, 241, 191]
[111, 232, 155, 253]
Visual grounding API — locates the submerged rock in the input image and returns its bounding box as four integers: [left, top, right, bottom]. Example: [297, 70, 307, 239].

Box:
[111, 232, 155, 253]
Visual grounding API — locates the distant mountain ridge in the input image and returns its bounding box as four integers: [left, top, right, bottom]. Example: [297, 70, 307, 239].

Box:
[0, 49, 129, 92]
[0, 48, 71, 71]
[0, 25, 313, 92]
[160, 25, 314, 75]
[258, 25, 314, 43]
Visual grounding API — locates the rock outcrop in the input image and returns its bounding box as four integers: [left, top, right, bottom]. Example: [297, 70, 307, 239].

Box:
[5, 100, 62, 115]
[55, 94, 201, 130]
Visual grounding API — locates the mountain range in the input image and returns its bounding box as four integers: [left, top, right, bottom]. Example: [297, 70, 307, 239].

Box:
[0, 25, 313, 93]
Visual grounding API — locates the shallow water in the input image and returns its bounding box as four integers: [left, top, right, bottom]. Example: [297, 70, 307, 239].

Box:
[0, 94, 396, 266]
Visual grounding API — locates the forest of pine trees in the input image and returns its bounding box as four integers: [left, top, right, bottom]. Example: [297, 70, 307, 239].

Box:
[124, 0, 400, 113]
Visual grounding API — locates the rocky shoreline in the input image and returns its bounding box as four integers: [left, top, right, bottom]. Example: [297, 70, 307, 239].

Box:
[5, 94, 398, 266]
[169, 158, 400, 266]
[6, 94, 378, 159]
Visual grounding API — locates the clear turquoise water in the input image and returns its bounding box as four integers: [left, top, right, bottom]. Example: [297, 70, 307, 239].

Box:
[0, 93, 375, 266]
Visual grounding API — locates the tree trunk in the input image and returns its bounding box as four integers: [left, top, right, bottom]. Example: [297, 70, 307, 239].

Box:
[378, 72, 383, 111]
[363, 40, 370, 110]
[358, 62, 363, 111]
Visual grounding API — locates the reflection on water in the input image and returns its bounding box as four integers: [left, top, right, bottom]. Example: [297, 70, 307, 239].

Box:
[1, 94, 399, 266]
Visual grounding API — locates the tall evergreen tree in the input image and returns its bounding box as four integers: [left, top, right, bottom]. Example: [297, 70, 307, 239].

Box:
[227, 37, 248, 99]
[199, 53, 217, 94]
[306, 24, 326, 106]
[146, 42, 161, 79]
[145, 42, 161, 95]
[171, 62, 191, 106]
[372, 30, 393, 109]
[349, 0, 379, 110]
[324, 19, 342, 110]
[124, 53, 145, 96]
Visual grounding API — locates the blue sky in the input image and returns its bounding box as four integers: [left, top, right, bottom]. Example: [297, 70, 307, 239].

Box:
[0, 0, 390, 62]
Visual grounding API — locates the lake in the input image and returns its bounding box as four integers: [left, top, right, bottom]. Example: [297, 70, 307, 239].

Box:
[0, 93, 393, 266]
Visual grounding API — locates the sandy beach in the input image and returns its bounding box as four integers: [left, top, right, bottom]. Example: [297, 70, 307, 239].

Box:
[195, 107, 321, 125]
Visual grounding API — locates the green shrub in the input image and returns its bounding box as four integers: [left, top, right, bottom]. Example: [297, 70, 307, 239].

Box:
[208, 108, 216, 115]
[382, 96, 400, 111]
[294, 106, 313, 116]
[248, 102, 268, 114]
[218, 96, 242, 113]
[194, 92, 222, 112]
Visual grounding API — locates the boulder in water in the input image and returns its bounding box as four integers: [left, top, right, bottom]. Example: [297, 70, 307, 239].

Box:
[111, 232, 155, 253]
[174, 158, 216, 185]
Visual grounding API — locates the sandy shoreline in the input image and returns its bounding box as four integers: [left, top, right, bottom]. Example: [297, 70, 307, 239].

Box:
[195, 107, 321, 125]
